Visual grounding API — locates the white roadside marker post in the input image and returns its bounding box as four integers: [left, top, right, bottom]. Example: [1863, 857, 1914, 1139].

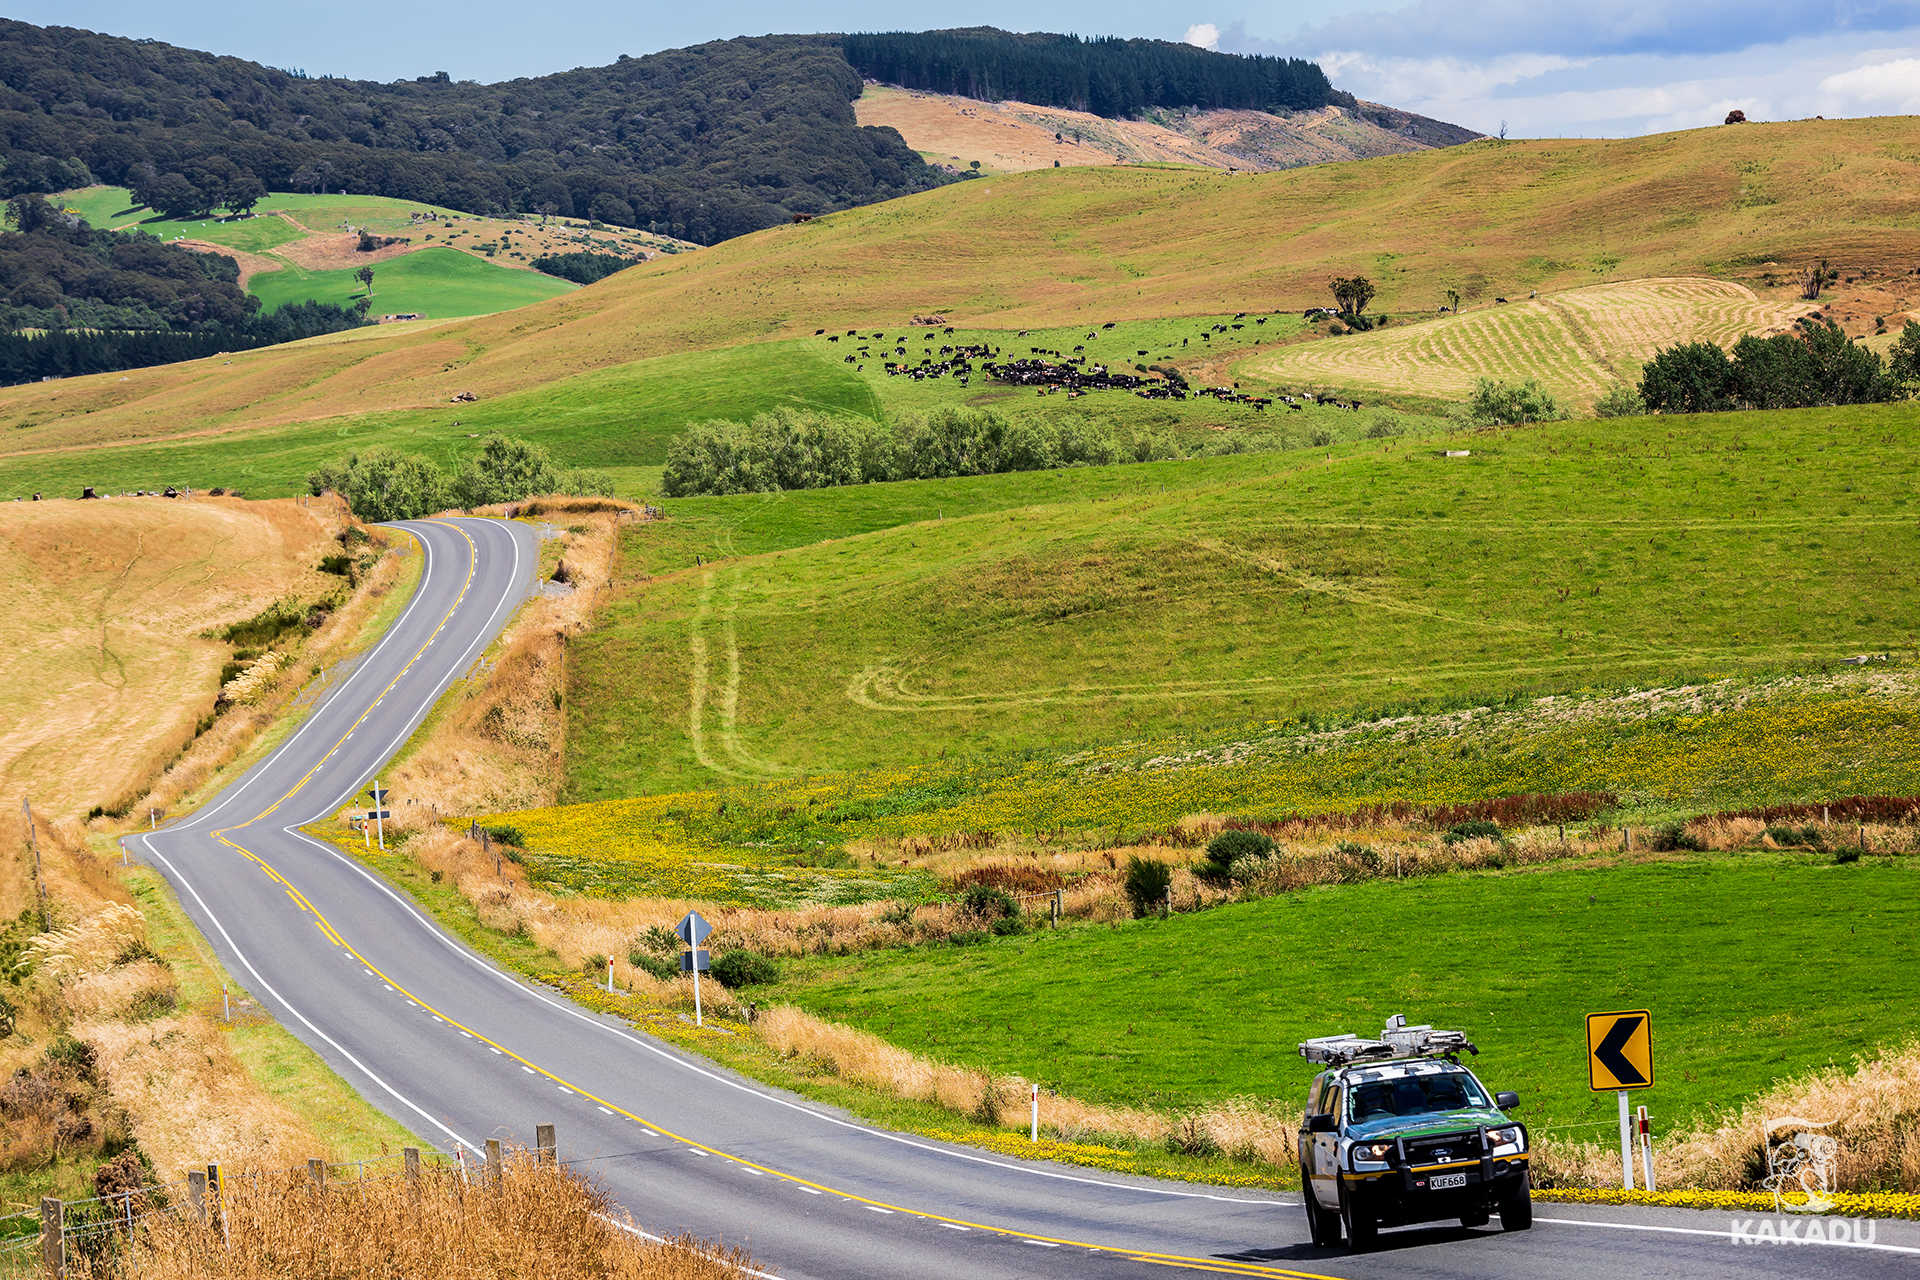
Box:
[1617, 1089, 1634, 1189]
[372, 780, 386, 852]
[1030, 1084, 1039, 1143]
[222, 984, 231, 1024]
[1638, 1105, 1656, 1191]
[607, 956, 614, 994]
[692, 956, 703, 1027]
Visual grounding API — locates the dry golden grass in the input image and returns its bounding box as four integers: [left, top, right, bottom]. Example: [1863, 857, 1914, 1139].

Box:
[1536, 1042, 1920, 1194]
[77, 1152, 756, 1280]
[0, 497, 341, 816]
[8, 117, 1919, 455]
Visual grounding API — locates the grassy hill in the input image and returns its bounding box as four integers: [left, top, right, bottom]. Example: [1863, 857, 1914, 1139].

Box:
[3, 116, 1916, 502]
[566, 401, 1920, 800]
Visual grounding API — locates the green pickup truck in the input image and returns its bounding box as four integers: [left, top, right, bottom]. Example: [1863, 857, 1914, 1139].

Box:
[1296, 1017, 1532, 1250]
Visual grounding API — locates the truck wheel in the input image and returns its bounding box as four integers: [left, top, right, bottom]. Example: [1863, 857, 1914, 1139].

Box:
[1303, 1182, 1341, 1248]
[1339, 1185, 1378, 1251]
[1499, 1172, 1533, 1232]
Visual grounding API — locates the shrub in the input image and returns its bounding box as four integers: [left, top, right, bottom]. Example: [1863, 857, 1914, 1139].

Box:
[709, 950, 778, 989]
[626, 951, 677, 981]
[989, 914, 1026, 936]
[959, 884, 1017, 922]
[1833, 847, 1862, 865]
[1593, 381, 1646, 418]
[451, 434, 559, 508]
[1198, 829, 1275, 883]
[1123, 856, 1173, 917]
[1647, 822, 1706, 852]
[878, 901, 917, 926]
[481, 823, 524, 847]
[1442, 819, 1505, 846]
[1468, 377, 1564, 425]
[555, 467, 618, 498]
[1365, 413, 1405, 439]
[308, 447, 448, 521]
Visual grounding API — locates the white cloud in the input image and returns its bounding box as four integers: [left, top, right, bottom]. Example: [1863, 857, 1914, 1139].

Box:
[1820, 56, 1920, 111]
[1184, 22, 1220, 50]
[1300, 0, 1920, 61]
[1317, 50, 1579, 106]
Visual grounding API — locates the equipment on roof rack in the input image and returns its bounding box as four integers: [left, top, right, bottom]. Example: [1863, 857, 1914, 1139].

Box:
[1299, 1014, 1478, 1065]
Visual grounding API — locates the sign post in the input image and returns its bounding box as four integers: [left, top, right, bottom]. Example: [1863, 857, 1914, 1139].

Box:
[1586, 1009, 1654, 1190]
[367, 783, 389, 851]
[677, 911, 712, 1028]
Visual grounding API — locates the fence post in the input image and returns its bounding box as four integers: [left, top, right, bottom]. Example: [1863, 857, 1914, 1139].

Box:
[187, 1171, 207, 1223]
[206, 1163, 224, 1248]
[1050, 890, 1061, 928]
[403, 1148, 421, 1193]
[308, 1158, 326, 1194]
[40, 1197, 63, 1280]
[536, 1124, 556, 1165]
[484, 1139, 503, 1188]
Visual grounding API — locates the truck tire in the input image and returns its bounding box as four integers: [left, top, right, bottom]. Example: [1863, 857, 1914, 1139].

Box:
[1340, 1185, 1378, 1251]
[1499, 1172, 1533, 1232]
[1303, 1182, 1341, 1249]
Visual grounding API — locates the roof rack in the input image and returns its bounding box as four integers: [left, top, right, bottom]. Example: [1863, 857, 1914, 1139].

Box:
[1299, 1014, 1478, 1066]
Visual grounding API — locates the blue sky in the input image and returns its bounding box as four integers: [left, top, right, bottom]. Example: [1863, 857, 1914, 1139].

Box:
[19, 1, 1920, 138]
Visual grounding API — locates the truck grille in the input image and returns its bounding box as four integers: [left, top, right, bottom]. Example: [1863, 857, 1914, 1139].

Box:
[1401, 1129, 1480, 1166]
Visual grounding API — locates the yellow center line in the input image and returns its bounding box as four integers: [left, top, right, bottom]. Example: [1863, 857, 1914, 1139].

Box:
[207, 519, 1342, 1280]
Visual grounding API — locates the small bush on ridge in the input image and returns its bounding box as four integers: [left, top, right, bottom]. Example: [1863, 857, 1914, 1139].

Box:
[709, 950, 779, 989]
[1123, 856, 1173, 917]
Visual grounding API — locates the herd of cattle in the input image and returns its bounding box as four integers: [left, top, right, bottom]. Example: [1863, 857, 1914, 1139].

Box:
[815, 313, 1364, 412]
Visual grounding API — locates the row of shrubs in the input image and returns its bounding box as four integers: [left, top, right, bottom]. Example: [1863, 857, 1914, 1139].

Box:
[308, 435, 616, 522]
[1608, 317, 1919, 416]
[661, 406, 1171, 497]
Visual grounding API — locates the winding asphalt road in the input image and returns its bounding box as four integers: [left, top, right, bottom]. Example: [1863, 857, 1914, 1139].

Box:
[126, 516, 1918, 1279]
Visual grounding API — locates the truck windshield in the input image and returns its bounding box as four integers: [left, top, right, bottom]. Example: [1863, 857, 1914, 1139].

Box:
[1348, 1070, 1489, 1121]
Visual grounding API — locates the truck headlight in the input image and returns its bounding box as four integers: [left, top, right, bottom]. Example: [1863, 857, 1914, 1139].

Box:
[1486, 1126, 1523, 1149]
[1352, 1142, 1395, 1163]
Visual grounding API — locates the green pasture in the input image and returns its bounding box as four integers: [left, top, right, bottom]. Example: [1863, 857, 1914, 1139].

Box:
[765, 855, 1920, 1135]
[566, 401, 1920, 800]
[247, 246, 573, 318]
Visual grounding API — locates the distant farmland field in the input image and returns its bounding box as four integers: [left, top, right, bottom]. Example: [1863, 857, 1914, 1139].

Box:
[1251, 278, 1814, 406]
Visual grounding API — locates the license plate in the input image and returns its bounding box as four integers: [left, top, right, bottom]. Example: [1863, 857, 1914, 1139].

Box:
[1430, 1172, 1468, 1190]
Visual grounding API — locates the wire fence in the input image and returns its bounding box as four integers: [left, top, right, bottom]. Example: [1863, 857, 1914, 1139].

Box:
[4, 1125, 744, 1279]
[9, 1138, 503, 1278]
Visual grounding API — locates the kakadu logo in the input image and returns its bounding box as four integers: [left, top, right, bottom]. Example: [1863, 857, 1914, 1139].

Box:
[1762, 1116, 1838, 1214]
[1728, 1115, 1875, 1248]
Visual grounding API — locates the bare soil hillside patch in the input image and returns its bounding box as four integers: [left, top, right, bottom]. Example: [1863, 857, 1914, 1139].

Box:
[856, 84, 1451, 175]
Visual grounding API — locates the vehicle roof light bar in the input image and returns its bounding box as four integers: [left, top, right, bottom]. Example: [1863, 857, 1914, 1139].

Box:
[1299, 1014, 1478, 1065]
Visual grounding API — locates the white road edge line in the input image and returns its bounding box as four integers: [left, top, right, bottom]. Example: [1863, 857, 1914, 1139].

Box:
[599, 1212, 784, 1280]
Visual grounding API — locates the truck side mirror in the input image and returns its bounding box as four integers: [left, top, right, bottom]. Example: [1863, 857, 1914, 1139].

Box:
[1495, 1091, 1520, 1111]
[1306, 1113, 1337, 1133]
